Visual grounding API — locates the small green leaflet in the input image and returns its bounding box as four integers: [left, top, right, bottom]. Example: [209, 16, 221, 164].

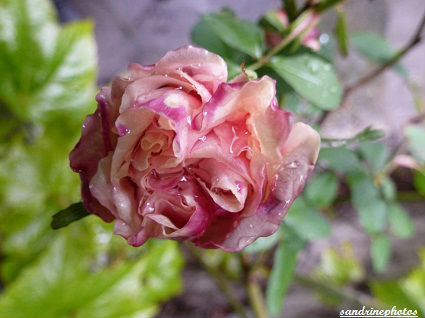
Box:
[51, 202, 90, 229]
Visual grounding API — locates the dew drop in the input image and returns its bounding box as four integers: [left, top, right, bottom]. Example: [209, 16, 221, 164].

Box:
[308, 61, 319, 73]
[238, 237, 254, 249]
[198, 135, 206, 142]
[319, 33, 329, 44]
[288, 161, 299, 169]
[180, 176, 188, 182]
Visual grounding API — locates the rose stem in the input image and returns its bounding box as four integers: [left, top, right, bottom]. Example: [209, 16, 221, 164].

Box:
[185, 243, 249, 318]
[240, 253, 269, 318]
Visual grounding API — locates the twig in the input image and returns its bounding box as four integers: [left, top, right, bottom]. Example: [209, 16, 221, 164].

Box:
[185, 243, 249, 318]
[342, 10, 425, 107]
[317, 10, 425, 126]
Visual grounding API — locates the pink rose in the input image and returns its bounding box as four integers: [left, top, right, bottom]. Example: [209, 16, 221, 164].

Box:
[70, 46, 320, 251]
[265, 10, 320, 51]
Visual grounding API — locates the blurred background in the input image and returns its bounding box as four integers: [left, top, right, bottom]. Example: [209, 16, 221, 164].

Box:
[0, 0, 424, 317]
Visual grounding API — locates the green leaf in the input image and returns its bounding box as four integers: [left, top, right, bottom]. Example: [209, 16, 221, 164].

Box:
[51, 202, 90, 230]
[358, 141, 390, 172]
[282, 0, 297, 21]
[334, 9, 349, 56]
[244, 229, 280, 254]
[380, 176, 396, 201]
[269, 54, 341, 110]
[351, 32, 408, 78]
[285, 198, 331, 241]
[319, 147, 362, 173]
[388, 203, 414, 239]
[405, 125, 425, 163]
[370, 234, 391, 272]
[321, 126, 385, 148]
[305, 172, 338, 208]
[266, 240, 300, 316]
[202, 12, 265, 59]
[347, 173, 387, 233]
[357, 199, 387, 234]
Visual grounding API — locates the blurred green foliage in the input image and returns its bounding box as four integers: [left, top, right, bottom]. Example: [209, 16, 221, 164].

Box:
[0, 0, 184, 317]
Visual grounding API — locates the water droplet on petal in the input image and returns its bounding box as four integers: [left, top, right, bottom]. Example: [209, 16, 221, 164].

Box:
[198, 135, 206, 142]
[238, 237, 254, 249]
[288, 161, 299, 169]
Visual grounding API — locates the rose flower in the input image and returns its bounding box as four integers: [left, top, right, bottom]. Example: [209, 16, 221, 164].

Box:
[70, 46, 320, 251]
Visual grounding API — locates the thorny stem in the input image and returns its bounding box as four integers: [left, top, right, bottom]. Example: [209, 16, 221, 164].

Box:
[185, 243, 249, 318]
[318, 10, 425, 126]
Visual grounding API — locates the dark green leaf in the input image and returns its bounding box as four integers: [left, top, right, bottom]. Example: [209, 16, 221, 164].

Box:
[321, 126, 385, 148]
[351, 32, 408, 78]
[266, 240, 300, 316]
[388, 203, 414, 239]
[315, 0, 344, 13]
[51, 202, 90, 230]
[370, 234, 391, 272]
[334, 9, 349, 56]
[269, 54, 341, 110]
[202, 12, 265, 59]
[305, 172, 338, 208]
[282, 0, 297, 21]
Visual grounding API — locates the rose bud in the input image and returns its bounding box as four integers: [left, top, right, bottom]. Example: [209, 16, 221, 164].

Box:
[70, 46, 320, 251]
[264, 9, 321, 51]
